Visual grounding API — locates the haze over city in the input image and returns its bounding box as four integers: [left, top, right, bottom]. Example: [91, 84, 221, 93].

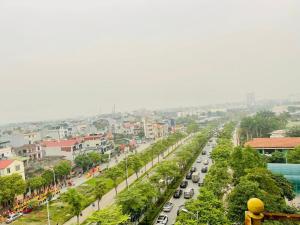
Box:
[1, 0, 300, 123]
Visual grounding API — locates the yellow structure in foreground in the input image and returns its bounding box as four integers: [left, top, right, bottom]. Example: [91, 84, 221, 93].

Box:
[245, 198, 300, 225]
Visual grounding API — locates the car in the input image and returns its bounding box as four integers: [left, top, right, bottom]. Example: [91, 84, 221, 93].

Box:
[163, 202, 173, 212]
[203, 159, 209, 165]
[196, 158, 202, 163]
[180, 180, 188, 188]
[156, 214, 168, 225]
[201, 166, 208, 173]
[6, 213, 23, 224]
[177, 205, 186, 215]
[190, 167, 196, 172]
[192, 172, 200, 183]
[22, 207, 33, 214]
[202, 151, 206, 155]
[173, 189, 183, 198]
[186, 172, 193, 179]
[184, 188, 194, 199]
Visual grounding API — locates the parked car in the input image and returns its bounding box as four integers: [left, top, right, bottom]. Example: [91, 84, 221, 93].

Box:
[6, 213, 23, 224]
[203, 159, 209, 165]
[173, 189, 183, 198]
[186, 172, 193, 179]
[180, 180, 188, 188]
[156, 214, 168, 225]
[163, 202, 173, 212]
[202, 151, 206, 155]
[184, 188, 194, 199]
[201, 166, 208, 173]
[22, 207, 33, 214]
[190, 167, 196, 172]
[177, 205, 186, 215]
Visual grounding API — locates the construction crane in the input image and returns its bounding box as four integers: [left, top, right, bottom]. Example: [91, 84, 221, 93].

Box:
[245, 198, 300, 225]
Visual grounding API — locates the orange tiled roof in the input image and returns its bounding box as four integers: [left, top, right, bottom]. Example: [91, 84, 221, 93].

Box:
[245, 138, 300, 149]
[0, 160, 14, 169]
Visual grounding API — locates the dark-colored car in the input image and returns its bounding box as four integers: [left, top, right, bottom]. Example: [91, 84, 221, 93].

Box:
[173, 189, 183, 198]
[186, 172, 193, 179]
[190, 167, 196, 173]
[201, 166, 208, 173]
[180, 180, 188, 188]
[202, 151, 206, 155]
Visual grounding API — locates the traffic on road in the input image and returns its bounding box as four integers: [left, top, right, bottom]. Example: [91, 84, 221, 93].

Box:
[155, 135, 217, 225]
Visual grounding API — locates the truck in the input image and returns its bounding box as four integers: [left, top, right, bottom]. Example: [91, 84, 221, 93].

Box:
[192, 172, 200, 183]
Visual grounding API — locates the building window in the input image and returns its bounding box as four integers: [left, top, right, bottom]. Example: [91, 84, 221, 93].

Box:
[15, 165, 20, 171]
[7, 168, 11, 174]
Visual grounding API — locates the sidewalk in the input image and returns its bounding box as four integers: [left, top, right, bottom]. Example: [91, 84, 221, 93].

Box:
[64, 134, 193, 225]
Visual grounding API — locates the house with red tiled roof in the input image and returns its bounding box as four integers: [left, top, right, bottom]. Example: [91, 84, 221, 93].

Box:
[245, 137, 300, 154]
[41, 138, 83, 161]
[0, 159, 25, 179]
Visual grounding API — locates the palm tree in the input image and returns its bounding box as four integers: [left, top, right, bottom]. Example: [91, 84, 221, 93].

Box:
[62, 188, 83, 224]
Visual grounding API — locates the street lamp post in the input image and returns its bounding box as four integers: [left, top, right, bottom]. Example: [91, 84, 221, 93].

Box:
[46, 200, 51, 225]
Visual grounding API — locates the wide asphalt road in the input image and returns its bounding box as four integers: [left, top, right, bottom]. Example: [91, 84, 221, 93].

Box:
[155, 136, 217, 225]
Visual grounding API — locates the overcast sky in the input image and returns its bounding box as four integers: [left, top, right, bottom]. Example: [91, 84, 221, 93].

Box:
[0, 0, 300, 123]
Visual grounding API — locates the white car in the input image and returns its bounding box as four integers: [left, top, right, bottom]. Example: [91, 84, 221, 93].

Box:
[196, 158, 202, 163]
[203, 159, 209, 165]
[163, 202, 173, 212]
[6, 212, 23, 224]
[156, 214, 168, 224]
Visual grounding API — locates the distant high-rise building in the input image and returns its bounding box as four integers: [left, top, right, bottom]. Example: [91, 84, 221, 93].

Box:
[246, 93, 255, 108]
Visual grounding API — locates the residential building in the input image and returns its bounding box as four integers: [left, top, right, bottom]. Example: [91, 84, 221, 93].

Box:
[270, 130, 286, 138]
[41, 138, 83, 161]
[0, 159, 25, 179]
[13, 143, 45, 163]
[0, 141, 13, 159]
[245, 137, 300, 154]
[9, 132, 41, 148]
[143, 119, 169, 139]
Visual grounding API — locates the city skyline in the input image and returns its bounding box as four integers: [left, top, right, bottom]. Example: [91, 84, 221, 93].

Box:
[1, 0, 300, 123]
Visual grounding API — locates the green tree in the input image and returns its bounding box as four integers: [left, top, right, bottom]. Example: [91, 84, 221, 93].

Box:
[87, 205, 129, 225]
[87, 151, 102, 165]
[54, 160, 72, 181]
[41, 169, 55, 186]
[177, 188, 230, 225]
[27, 176, 45, 192]
[94, 179, 108, 210]
[117, 181, 158, 217]
[271, 174, 295, 201]
[227, 180, 261, 222]
[0, 174, 26, 206]
[187, 122, 199, 134]
[204, 162, 230, 198]
[75, 154, 92, 172]
[62, 188, 84, 225]
[153, 161, 179, 189]
[268, 151, 286, 163]
[106, 167, 123, 194]
[287, 126, 300, 137]
[230, 146, 265, 181]
[287, 146, 300, 163]
[128, 155, 143, 178]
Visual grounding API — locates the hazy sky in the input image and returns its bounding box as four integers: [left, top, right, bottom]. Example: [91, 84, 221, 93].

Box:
[1, 0, 300, 123]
